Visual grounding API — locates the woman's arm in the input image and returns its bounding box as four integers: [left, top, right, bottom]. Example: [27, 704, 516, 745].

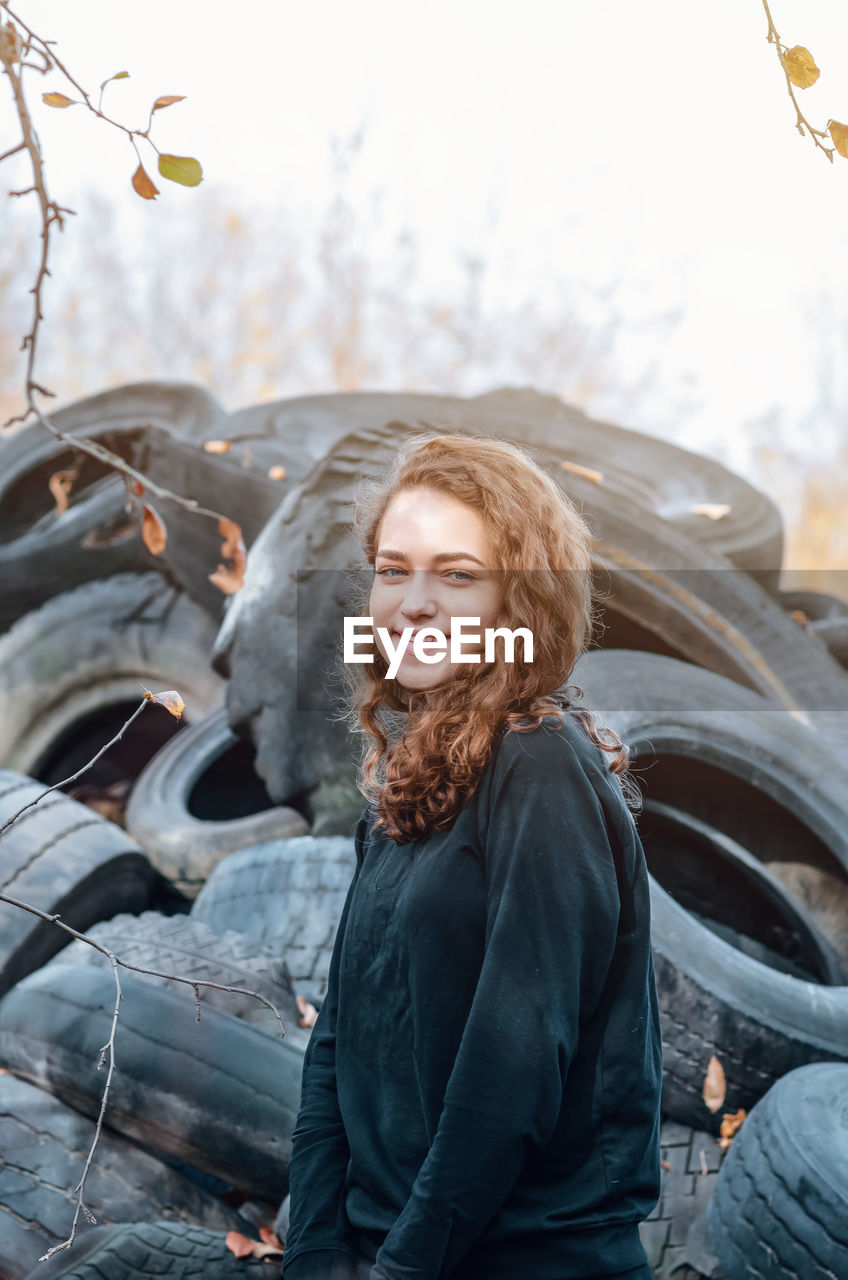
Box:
[370, 729, 623, 1280]
[282, 812, 370, 1280]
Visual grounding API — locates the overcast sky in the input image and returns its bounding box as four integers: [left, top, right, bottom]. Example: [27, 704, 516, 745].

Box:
[4, 1, 848, 531]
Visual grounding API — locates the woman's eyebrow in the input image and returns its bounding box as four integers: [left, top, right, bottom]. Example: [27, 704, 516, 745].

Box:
[376, 548, 486, 566]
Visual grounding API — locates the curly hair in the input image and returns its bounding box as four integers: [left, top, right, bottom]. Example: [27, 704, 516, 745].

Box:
[340, 430, 642, 843]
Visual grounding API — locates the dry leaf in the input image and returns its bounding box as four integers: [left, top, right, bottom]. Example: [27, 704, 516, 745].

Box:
[225, 1231, 256, 1259]
[143, 689, 186, 719]
[259, 1226, 283, 1248]
[208, 516, 246, 595]
[660, 1158, 670, 1171]
[203, 439, 233, 453]
[297, 993, 319, 1028]
[152, 94, 186, 111]
[561, 460, 604, 484]
[141, 504, 167, 556]
[126, 478, 145, 498]
[702, 1054, 726, 1113]
[719, 1108, 747, 1150]
[42, 91, 77, 108]
[688, 503, 731, 521]
[131, 162, 159, 200]
[828, 119, 848, 159]
[48, 466, 79, 515]
[267, 464, 287, 481]
[784, 46, 820, 90]
[0, 25, 22, 62]
[224, 1230, 283, 1260]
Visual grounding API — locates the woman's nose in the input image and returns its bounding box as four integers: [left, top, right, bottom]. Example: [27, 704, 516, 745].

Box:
[400, 569, 438, 617]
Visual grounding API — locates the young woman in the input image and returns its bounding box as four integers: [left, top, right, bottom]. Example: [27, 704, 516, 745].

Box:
[281, 433, 662, 1280]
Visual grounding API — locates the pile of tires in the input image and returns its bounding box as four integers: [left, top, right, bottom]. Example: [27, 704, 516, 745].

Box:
[2, 381, 848, 1279]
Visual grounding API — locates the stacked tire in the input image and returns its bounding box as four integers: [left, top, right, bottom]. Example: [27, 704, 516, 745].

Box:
[3, 381, 848, 1279]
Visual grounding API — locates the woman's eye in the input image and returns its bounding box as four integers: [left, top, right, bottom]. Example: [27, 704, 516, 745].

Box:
[375, 568, 474, 581]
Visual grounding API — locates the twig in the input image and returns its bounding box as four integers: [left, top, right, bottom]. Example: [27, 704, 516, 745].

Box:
[0, 4, 228, 539]
[761, 0, 836, 162]
[0, 890, 288, 1260]
[0, 692, 288, 1258]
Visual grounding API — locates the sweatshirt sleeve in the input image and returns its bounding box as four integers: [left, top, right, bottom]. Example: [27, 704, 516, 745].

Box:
[282, 811, 370, 1280]
[370, 727, 623, 1280]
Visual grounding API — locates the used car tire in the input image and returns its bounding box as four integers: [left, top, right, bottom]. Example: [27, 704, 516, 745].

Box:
[0, 382, 226, 633]
[569, 648, 848, 1131]
[0, 1075, 250, 1280]
[190, 836, 358, 1006]
[0, 771, 157, 997]
[0, 573, 224, 791]
[23, 1220, 267, 1280]
[702, 1062, 848, 1280]
[0, 963, 303, 1202]
[125, 708, 309, 896]
[51, 909, 309, 1048]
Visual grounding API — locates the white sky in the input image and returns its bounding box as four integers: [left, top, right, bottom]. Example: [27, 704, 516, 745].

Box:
[4, 1, 848, 528]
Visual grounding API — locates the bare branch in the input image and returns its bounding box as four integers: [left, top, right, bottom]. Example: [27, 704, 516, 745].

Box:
[761, 0, 836, 162]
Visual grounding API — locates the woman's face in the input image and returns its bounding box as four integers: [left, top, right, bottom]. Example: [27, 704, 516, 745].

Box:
[369, 485, 503, 698]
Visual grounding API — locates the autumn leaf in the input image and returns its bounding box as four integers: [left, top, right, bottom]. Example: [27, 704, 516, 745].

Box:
[688, 503, 731, 521]
[158, 153, 203, 187]
[561, 460, 604, 484]
[208, 516, 246, 595]
[100, 71, 129, 90]
[702, 1055, 726, 1113]
[48, 466, 79, 515]
[225, 1232, 256, 1259]
[268, 464, 287, 480]
[224, 1230, 283, 1260]
[719, 1108, 746, 1150]
[828, 120, 848, 159]
[42, 91, 77, 108]
[141, 504, 167, 556]
[152, 94, 186, 111]
[297, 993, 318, 1028]
[127, 478, 145, 499]
[784, 46, 820, 90]
[203, 439, 233, 453]
[142, 689, 186, 719]
[259, 1227, 283, 1248]
[131, 163, 159, 200]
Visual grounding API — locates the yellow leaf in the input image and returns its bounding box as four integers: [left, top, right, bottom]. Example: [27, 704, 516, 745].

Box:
[100, 71, 129, 90]
[208, 516, 246, 595]
[688, 503, 731, 521]
[141, 504, 167, 556]
[158, 153, 203, 187]
[784, 46, 820, 90]
[42, 92, 77, 108]
[702, 1054, 726, 1113]
[719, 1108, 746, 1150]
[152, 94, 186, 111]
[48, 466, 78, 515]
[828, 120, 848, 159]
[267, 464, 287, 480]
[131, 162, 159, 201]
[143, 689, 185, 719]
[561, 460, 604, 484]
[203, 439, 233, 453]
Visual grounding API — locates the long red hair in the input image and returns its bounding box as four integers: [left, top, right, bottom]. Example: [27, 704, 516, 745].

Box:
[341, 430, 640, 844]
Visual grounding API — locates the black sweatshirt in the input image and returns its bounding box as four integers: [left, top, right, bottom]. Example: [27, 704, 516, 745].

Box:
[282, 713, 662, 1280]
